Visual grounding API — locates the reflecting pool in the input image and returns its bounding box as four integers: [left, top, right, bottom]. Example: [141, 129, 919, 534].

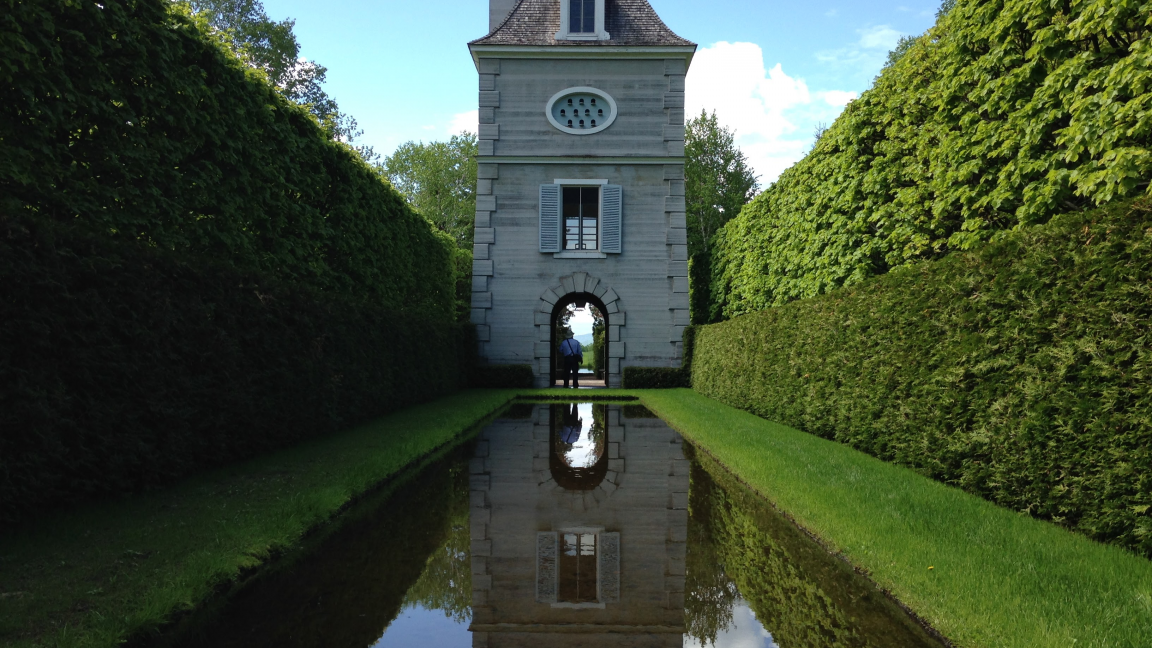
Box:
[154, 403, 944, 648]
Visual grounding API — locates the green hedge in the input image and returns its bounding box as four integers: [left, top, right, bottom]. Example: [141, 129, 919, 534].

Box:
[0, 0, 465, 523]
[692, 197, 1152, 556]
[1, 0, 454, 315]
[471, 365, 535, 388]
[710, 0, 1152, 317]
[0, 219, 465, 524]
[622, 367, 689, 389]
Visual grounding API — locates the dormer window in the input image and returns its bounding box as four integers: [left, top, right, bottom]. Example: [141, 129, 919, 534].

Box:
[556, 0, 609, 40]
[570, 0, 594, 33]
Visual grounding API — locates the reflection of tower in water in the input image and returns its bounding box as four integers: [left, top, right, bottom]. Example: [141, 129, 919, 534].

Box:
[468, 403, 689, 647]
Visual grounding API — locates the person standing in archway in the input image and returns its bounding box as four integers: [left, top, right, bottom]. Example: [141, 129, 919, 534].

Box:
[559, 332, 583, 388]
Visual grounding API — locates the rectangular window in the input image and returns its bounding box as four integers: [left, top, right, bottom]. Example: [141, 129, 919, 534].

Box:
[563, 186, 599, 251]
[558, 532, 597, 603]
[570, 0, 594, 33]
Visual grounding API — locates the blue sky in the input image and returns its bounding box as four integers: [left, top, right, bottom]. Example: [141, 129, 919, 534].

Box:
[261, 0, 942, 183]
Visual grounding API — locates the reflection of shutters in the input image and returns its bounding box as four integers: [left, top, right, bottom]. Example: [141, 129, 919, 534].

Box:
[536, 532, 558, 603]
[601, 185, 622, 253]
[598, 531, 620, 602]
[539, 184, 561, 252]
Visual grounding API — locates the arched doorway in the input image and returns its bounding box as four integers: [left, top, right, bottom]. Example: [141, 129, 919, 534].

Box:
[550, 292, 608, 387]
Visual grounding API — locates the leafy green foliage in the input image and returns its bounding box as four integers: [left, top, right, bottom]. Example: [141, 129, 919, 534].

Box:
[0, 219, 467, 524]
[0, 0, 467, 523]
[384, 134, 479, 247]
[710, 0, 1152, 317]
[684, 110, 760, 257]
[688, 251, 715, 324]
[590, 319, 606, 375]
[471, 365, 535, 388]
[1, 0, 452, 317]
[622, 367, 689, 389]
[694, 197, 1152, 556]
[177, 0, 366, 151]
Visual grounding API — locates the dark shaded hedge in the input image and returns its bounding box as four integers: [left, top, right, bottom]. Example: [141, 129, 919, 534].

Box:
[1, 0, 454, 314]
[622, 367, 688, 389]
[710, 0, 1152, 317]
[0, 0, 466, 523]
[692, 198, 1152, 556]
[471, 365, 535, 388]
[0, 219, 465, 524]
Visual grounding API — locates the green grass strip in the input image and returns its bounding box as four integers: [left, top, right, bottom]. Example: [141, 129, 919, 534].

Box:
[637, 389, 1152, 648]
[0, 389, 519, 648]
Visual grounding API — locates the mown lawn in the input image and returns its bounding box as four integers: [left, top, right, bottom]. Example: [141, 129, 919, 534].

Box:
[0, 389, 518, 648]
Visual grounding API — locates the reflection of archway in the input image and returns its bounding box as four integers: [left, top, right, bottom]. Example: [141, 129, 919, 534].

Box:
[536, 273, 625, 388]
[549, 403, 608, 490]
[550, 293, 608, 386]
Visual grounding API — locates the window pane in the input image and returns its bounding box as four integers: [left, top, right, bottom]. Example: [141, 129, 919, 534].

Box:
[581, 0, 594, 32]
[570, 0, 581, 31]
[563, 187, 580, 218]
[581, 187, 599, 219]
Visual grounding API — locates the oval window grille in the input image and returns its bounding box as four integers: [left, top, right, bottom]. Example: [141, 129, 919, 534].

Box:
[546, 87, 617, 135]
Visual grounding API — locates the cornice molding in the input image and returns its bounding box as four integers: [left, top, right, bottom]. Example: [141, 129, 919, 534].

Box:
[468, 44, 696, 70]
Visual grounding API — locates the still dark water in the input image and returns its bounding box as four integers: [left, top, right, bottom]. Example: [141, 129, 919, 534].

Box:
[152, 403, 943, 648]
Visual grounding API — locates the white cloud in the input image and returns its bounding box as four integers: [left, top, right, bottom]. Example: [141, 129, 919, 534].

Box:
[821, 89, 858, 106]
[686, 41, 854, 183]
[448, 109, 478, 135]
[816, 24, 905, 70]
[858, 25, 903, 50]
[683, 601, 778, 648]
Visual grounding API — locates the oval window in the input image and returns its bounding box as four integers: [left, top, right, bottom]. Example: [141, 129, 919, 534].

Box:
[546, 86, 617, 135]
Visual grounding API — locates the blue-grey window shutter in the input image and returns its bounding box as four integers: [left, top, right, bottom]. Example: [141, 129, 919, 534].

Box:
[601, 184, 622, 253]
[598, 531, 620, 602]
[536, 532, 558, 603]
[539, 184, 561, 252]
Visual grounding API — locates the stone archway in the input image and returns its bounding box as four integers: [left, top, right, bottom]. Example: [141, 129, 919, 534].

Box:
[534, 272, 624, 388]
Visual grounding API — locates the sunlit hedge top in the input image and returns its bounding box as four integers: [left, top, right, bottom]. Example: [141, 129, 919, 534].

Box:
[1, 0, 454, 317]
[710, 0, 1152, 318]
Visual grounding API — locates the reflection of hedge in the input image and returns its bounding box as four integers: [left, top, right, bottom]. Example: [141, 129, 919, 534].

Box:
[685, 449, 938, 647]
[2, 0, 454, 313]
[710, 0, 1152, 316]
[0, 221, 465, 523]
[693, 198, 1152, 556]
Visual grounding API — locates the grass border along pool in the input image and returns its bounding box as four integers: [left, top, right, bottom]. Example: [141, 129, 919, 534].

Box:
[3, 388, 1151, 647]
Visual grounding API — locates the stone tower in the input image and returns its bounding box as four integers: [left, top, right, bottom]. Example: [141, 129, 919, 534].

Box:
[468, 0, 696, 388]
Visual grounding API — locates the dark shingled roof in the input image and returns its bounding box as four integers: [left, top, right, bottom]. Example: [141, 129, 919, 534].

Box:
[471, 0, 695, 47]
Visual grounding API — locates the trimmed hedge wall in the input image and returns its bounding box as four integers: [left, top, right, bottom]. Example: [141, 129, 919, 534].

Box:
[622, 367, 689, 389]
[2, 0, 454, 314]
[692, 198, 1152, 556]
[472, 365, 535, 389]
[0, 219, 466, 524]
[0, 0, 466, 523]
[710, 0, 1152, 317]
